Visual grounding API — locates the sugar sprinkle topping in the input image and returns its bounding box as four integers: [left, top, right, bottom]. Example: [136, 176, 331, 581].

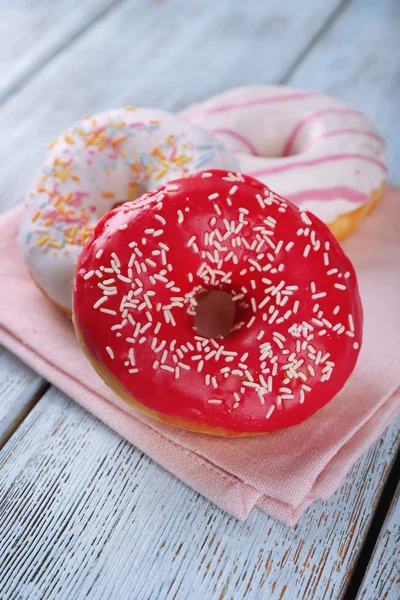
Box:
[79, 172, 360, 424]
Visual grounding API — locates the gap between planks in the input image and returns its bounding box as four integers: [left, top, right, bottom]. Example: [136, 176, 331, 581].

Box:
[0, 388, 398, 600]
[343, 447, 400, 600]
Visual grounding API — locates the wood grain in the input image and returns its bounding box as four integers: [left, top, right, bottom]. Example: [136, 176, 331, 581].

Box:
[0, 347, 46, 448]
[0, 0, 344, 210]
[0, 0, 123, 102]
[356, 482, 400, 600]
[0, 387, 398, 600]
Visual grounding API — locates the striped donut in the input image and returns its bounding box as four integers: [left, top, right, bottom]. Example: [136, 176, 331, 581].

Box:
[181, 85, 387, 239]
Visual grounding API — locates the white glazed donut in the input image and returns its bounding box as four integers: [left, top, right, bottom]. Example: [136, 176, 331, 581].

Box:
[182, 85, 387, 238]
[20, 107, 238, 314]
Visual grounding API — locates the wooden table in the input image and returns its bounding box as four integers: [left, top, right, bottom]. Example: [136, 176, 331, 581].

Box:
[0, 1, 399, 598]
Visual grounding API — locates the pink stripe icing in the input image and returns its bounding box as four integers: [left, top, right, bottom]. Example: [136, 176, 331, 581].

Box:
[248, 153, 387, 178]
[212, 128, 258, 155]
[191, 92, 317, 118]
[283, 109, 359, 156]
[305, 128, 384, 151]
[287, 186, 368, 206]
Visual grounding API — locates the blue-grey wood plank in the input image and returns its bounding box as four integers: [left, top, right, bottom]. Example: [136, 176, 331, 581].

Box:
[0, 0, 123, 102]
[0, 388, 398, 600]
[0, 0, 345, 212]
[0, 347, 46, 448]
[356, 482, 400, 600]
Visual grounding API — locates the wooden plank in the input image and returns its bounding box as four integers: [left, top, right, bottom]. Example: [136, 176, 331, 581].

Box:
[0, 387, 398, 600]
[0, 0, 344, 211]
[0, 347, 47, 448]
[288, 0, 400, 184]
[356, 483, 400, 600]
[0, 0, 122, 102]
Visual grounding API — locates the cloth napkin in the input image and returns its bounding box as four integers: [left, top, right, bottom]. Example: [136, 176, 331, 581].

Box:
[0, 189, 399, 524]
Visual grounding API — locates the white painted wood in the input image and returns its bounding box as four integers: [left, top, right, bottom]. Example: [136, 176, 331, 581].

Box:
[0, 346, 46, 448]
[0, 0, 122, 102]
[357, 483, 400, 600]
[289, 0, 400, 184]
[0, 0, 344, 211]
[0, 388, 398, 600]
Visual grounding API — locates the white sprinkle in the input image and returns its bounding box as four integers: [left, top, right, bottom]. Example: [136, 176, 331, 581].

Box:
[301, 212, 312, 225]
[106, 346, 114, 359]
[265, 404, 275, 419]
[256, 194, 265, 209]
[303, 244, 311, 258]
[208, 193, 219, 200]
[161, 365, 175, 373]
[100, 308, 117, 315]
[201, 172, 212, 178]
[207, 399, 222, 405]
[84, 270, 94, 280]
[299, 389, 305, 404]
[353, 342, 359, 350]
[118, 273, 131, 283]
[247, 315, 256, 328]
[93, 297, 107, 309]
[334, 283, 347, 290]
[327, 268, 338, 276]
[312, 292, 327, 299]
[178, 362, 190, 371]
[177, 210, 184, 224]
[118, 223, 128, 230]
[293, 300, 299, 313]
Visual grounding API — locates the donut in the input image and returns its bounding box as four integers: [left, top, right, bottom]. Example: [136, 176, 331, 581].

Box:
[73, 169, 363, 437]
[19, 107, 238, 314]
[182, 85, 387, 240]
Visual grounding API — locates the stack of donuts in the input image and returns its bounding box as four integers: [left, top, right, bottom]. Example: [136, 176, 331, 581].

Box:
[20, 85, 386, 436]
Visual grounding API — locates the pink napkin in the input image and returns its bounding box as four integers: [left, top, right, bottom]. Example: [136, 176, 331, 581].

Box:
[1, 189, 399, 524]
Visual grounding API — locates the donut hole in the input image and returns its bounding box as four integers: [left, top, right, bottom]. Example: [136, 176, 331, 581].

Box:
[194, 290, 236, 339]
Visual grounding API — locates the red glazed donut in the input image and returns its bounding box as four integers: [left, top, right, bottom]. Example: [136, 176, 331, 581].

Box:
[73, 170, 363, 436]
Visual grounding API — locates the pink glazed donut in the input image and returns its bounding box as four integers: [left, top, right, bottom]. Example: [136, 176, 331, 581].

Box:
[182, 85, 387, 239]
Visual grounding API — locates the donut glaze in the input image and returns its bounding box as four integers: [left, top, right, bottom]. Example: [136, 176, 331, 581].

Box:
[182, 85, 386, 234]
[19, 107, 238, 313]
[73, 170, 363, 435]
